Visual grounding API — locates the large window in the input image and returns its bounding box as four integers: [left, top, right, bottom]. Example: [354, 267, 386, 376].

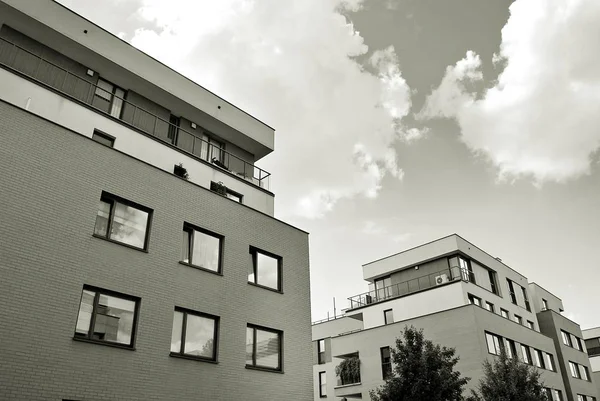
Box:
[94, 78, 125, 118]
[384, 309, 394, 325]
[170, 308, 219, 361]
[581, 365, 590, 381]
[585, 337, 600, 357]
[246, 325, 282, 371]
[572, 334, 583, 352]
[521, 286, 531, 311]
[554, 390, 564, 401]
[459, 257, 475, 284]
[521, 345, 532, 365]
[181, 223, 223, 273]
[570, 361, 581, 379]
[507, 279, 517, 305]
[545, 352, 556, 371]
[74, 286, 139, 348]
[486, 332, 504, 355]
[381, 347, 392, 380]
[562, 330, 573, 347]
[375, 276, 392, 300]
[319, 371, 327, 398]
[248, 247, 282, 291]
[506, 339, 517, 360]
[318, 339, 326, 364]
[533, 349, 545, 369]
[488, 270, 499, 295]
[93, 192, 152, 250]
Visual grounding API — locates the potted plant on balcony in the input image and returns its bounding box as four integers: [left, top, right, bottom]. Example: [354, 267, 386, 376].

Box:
[211, 181, 228, 197]
[173, 163, 189, 180]
[211, 157, 228, 170]
[336, 356, 361, 385]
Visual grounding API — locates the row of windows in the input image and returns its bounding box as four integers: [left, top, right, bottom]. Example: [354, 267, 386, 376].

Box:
[584, 336, 600, 357]
[75, 285, 284, 371]
[93, 191, 283, 291]
[569, 361, 591, 381]
[485, 332, 556, 371]
[468, 293, 535, 330]
[561, 329, 587, 353]
[543, 388, 564, 401]
[577, 394, 597, 401]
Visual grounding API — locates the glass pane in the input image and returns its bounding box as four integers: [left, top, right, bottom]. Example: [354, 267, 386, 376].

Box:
[92, 293, 136, 345]
[181, 230, 190, 263]
[226, 192, 241, 202]
[256, 252, 279, 289]
[75, 289, 95, 335]
[183, 314, 216, 358]
[109, 202, 149, 248]
[255, 329, 280, 369]
[110, 88, 124, 118]
[170, 311, 183, 353]
[93, 200, 111, 237]
[191, 230, 220, 272]
[246, 327, 254, 365]
[95, 79, 113, 101]
[92, 132, 114, 147]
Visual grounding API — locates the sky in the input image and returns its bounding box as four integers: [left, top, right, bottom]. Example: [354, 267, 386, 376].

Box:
[57, 0, 600, 328]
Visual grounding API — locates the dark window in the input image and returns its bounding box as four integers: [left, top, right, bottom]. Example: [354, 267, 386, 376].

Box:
[384, 309, 394, 325]
[210, 181, 243, 203]
[585, 338, 600, 356]
[181, 223, 223, 273]
[506, 339, 518, 360]
[527, 320, 535, 330]
[93, 192, 152, 250]
[544, 388, 552, 401]
[92, 129, 115, 147]
[468, 293, 482, 307]
[500, 308, 509, 319]
[542, 298, 548, 310]
[248, 247, 282, 291]
[570, 361, 580, 378]
[514, 315, 523, 325]
[533, 349, 545, 369]
[507, 279, 517, 304]
[485, 332, 504, 355]
[381, 346, 392, 380]
[485, 302, 495, 313]
[561, 330, 573, 347]
[94, 78, 125, 118]
[521, 345, 532, 364]
[488, 270, 499, 295]
[545, 352, 555, 371]
[319, 371, 327, 397]
[318, 339, 326, 364]
[521, 286, 531, 311]
[74, 286, 139, 348]
[246, 324, 282, 371]
[170, 308, 218, 361]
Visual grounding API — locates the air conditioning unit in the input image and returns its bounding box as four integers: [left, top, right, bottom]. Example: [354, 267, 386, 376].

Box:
[435, 274, 449, 285]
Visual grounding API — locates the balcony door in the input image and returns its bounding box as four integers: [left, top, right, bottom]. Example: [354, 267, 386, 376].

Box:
[94, 78, 124, 118]
[375, 276, 391, 301]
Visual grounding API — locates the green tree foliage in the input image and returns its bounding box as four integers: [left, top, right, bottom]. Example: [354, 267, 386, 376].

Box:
[469, 347, 549, 401]
[370, 326, 470, 401]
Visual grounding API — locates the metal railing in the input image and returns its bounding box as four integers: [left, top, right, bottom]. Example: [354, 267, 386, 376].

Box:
[312, 314, 346, 325]
[0, 36, 271, 190]
[347, 266, 469, 309]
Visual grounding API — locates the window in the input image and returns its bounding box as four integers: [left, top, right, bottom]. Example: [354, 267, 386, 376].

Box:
[570, 361, 581, 378]
[506, 339, 517, 359]
[92, 129, 115, 147]
[170, 308, 218, 361]
[572, 335, 583, 351]
[248, 247, 282, 291]
[544, 388, 553, 401]
[521, 286, 531, 311]
[521, 345, 532, 364]
[585, 337, 600, 356]
[533, 349, 545, 369]
[500, 308, 509, 319]
[319, 371, 327, 398]
[468, 294, 481, 307]
[181, 223, 223, 273]
[542, 298, 548, 310]
[514, 315, 523, 325]
[201, 135, 224, 163]
[527, 320, 535, 330]
[318, 339, 326, 364]
[554, 390, 564, 401]
[562, 330, 573, 347]
[381, 347, 392, 380]
[459, 257, 475, 283]
[581, 365, 590, 381]
[485, 302, 495, 313]
[74, 286, 139, 348]
[375, 276, 392, 300]
[210, 181, 243, 203]
[94, 78, 125, 118]
[93, 192, 152, 250]
[488, 270, 499, 295]
[507, 279, 517, 304]
[384, 309, 394, 325]
[578, 395, 585, 401]
[486, 332, 504, 355]
[545, 352, 555, 371]
[246, 324, 282, 371]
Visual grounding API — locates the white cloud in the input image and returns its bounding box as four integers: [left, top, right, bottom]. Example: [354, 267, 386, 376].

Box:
[125, 0, 412, 219]
[421, 0, 600, 184]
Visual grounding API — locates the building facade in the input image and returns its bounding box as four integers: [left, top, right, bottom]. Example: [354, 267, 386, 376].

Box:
[0, 1, 312, 400]
[312, 235, 597, 401]
[582, 328, 600, 397]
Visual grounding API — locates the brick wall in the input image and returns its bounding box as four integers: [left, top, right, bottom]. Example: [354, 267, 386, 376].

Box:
[0, 100, 312, 401]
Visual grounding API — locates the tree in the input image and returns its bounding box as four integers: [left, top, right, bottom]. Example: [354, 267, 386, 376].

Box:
[469, 348, 549, 401]
[370, 326, 470, 401]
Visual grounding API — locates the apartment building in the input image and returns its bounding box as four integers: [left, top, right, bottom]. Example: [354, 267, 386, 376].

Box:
[582, 328, 600, 396]
[312, 235, 597, 401]
[0, 1, 312, 400]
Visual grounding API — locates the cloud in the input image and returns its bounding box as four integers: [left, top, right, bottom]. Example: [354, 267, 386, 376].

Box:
[421, 0, 600, 184]
[124, 0, 412, 219]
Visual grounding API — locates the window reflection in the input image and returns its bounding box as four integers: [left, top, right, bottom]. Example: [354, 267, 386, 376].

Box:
[249, 248, 281, 291]
[170, 309, 218, 361]
[93, 193, 151, 250]
[181, 225, 221, 272]
[246, 325, 281, 371]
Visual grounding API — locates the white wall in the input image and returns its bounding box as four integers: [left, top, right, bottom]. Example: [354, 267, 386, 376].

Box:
[0, 68, 275, 215]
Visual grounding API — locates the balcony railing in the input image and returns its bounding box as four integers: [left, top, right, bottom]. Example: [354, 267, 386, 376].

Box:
[0, 36, 271, 190]
[347, 266, 469, 309]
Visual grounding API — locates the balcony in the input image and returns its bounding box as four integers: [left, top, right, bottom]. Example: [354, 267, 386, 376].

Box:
[347, 266, 469, 310]
[334, 355, 362, 398]
[0, 36, 271, 190]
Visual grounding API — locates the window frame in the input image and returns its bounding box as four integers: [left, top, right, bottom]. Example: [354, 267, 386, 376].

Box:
[180, 222, 224, 275]
[581, 364, 590, 381]
[384, 309, 394, 325]
[380, 346, 392, 380]
[248, 246, 283, 293]
[570, 361, 581, 379]
[514, 314, 523, 325]
[521, 286, 531, 311]
[527, 320, 535, 330]
[506, 339, 518, 360]
[521, 344, 532, 365]
[507, 279, 517, 305]
[319, 371, 327, 398]
[169, 307, 219, 362]
[554, 389, 564, 401]
[533, 349, 545, 369]
[317, 339, 326, 365]
[246, 324, 283, 372]
[92, 129, 115, 148]
[485, 302, 495, 313]
[485, 332, 504, 356]
[92, 191, 153, 251]
[73, 285, 140, 350]
[500, 308, 509, 319]
[468, 293, 482, 307]
[488, 270, 499, 295]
